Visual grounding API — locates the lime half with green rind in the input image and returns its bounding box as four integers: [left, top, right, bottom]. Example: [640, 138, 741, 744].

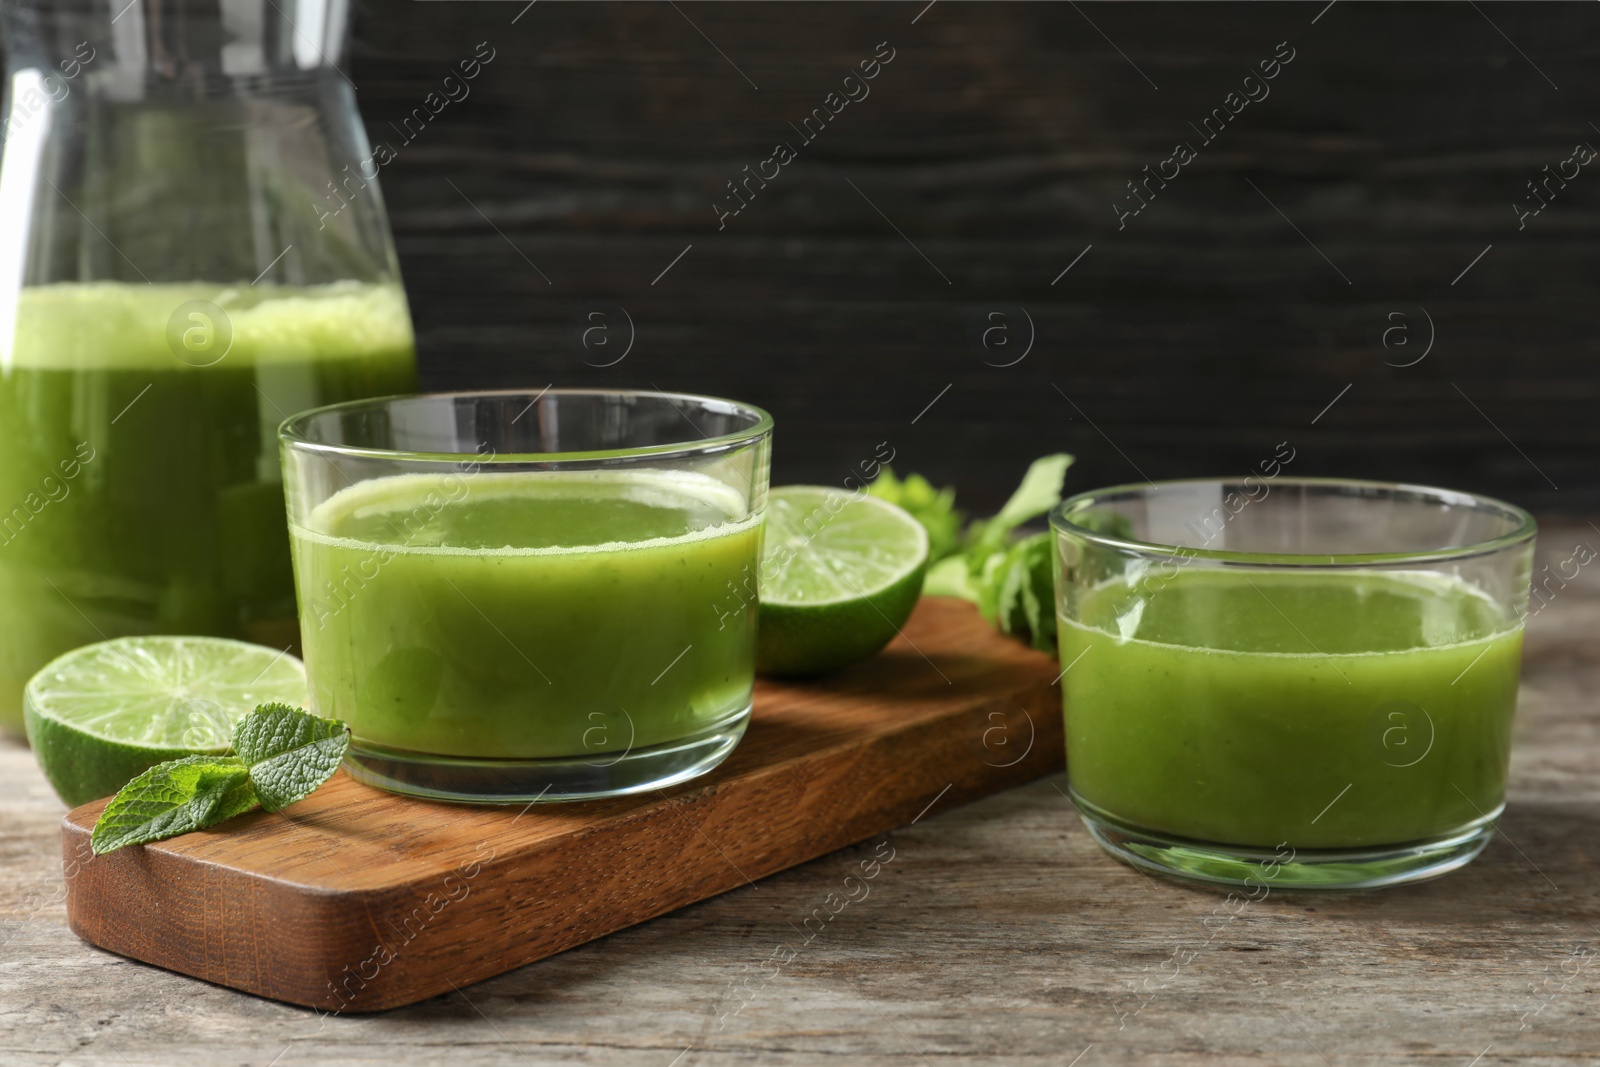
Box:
[24, 635, 307, 808]
[757, 486, 929, 676]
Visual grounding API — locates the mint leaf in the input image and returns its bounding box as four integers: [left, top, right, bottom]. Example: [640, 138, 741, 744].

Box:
[233, 703, 349, 812]
[90, 755, 258, 855]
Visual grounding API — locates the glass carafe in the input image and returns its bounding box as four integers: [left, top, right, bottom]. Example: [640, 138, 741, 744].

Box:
[0, 0, 418, 735]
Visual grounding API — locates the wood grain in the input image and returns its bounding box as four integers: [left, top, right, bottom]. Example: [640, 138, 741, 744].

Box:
[58, 597, 1061, 1013]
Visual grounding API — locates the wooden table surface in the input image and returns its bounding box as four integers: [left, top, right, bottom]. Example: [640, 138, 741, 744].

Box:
[2, 523, 1595, 1066]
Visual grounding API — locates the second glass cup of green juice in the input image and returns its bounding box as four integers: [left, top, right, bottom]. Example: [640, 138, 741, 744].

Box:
[1051, 478, 1535, 890]
[280, 390, 772, 802]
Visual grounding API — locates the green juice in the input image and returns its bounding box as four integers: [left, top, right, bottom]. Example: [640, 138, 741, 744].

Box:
[1060, 568, 1523, 849]
[0, 282, 416, 735]
[289, 469, 761, 759]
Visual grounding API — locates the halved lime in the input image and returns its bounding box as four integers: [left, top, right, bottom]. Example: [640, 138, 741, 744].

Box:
[757, 486, 930, 676]
[24, 636, 307, 808]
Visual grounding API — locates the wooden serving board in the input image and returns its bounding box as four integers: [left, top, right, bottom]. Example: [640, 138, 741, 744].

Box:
[60, 598, 1062, 1012]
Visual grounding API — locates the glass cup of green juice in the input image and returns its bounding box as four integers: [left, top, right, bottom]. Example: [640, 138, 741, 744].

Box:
[1050, 478, 1535, 890]
[279, 389, 772, 803]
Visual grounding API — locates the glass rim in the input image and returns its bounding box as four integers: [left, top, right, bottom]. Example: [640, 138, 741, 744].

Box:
[1049, 476, 1538, 567]
[278, 388, 775, 464]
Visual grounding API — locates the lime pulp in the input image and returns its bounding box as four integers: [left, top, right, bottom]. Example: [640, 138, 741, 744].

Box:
[757, 486, 930, 676]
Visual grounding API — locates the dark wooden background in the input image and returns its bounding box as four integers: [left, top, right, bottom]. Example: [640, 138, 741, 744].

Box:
[354, 2, 1598, 515]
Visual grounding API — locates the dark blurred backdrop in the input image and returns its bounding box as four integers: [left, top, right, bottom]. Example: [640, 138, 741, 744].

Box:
[354, 1, 1597, 515]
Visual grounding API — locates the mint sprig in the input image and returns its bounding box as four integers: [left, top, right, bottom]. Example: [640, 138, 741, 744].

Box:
[90, 704, 349, 855]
